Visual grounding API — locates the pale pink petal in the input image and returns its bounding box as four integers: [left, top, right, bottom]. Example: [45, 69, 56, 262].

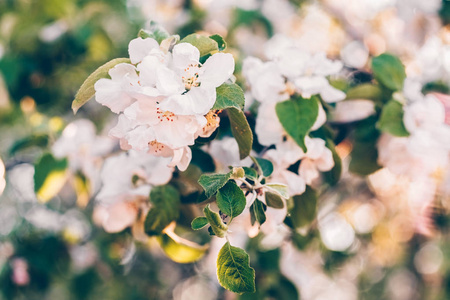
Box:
[311, 53, 343, 76]
[277, 48, 309, 78]
[320, 84, 346, 103]
[159, 86, 216, 115]
[315, 148, 335, 172]
[311, 103, 327, 130]
[280, 170, 306, 196]
[294, 76, 328, 98]
[109, 63, 138, 81]
[169, 147, 192, 171]
[94, 64, 139, 113]
[154, 115, 205, 148]
[255, 103, 284, 146]
[305, 137, 326, 160]
[172, 43, 200, 68]
[251, 62, 288, 103]
[299, 159, 319, 185]
[128, 37, 160, 64]
[200, 53, 235, 88]
[109, 114, 137, 139]
[123, 99, 159, 126]
[94, 78, 135, 113]
[242, 56, 264, 85]
[126, 126, 156, 151]
[156, 65, 184, 95]
[102, 202, 138, 233]
[136, 55, 162, 86]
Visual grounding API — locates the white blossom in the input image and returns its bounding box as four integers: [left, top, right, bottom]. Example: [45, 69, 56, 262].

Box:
[95, 150, 173, 232]
[94, 37, 235, 170]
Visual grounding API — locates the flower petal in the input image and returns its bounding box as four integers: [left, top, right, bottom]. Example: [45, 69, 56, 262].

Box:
[136, 55, 162, 87]
[294, 76, 328, 98]
[154, 114, 205, 149]
[123, 99, 159, 126]
[315, 147, 335, 172]
[109, 114, 137, 139]
[255, 103, 284, 146]
[280, 170, 306, 196]
[172, 43, 200, 69]
[102, 202, 138, 233]
[126, 125, 156, 151]
[311, 52, 343, 76]
[128, 37, 160, 64]
[320, 84, 346, 103]
[311, 103, 327, 130]
[94, 65, 138, 113]
[200, 53, 235, 88]
[299, 159, 319, 185]
[159, 86, 216, 115]
[155, 65, 185, 95]
[168, 147, 192, 171]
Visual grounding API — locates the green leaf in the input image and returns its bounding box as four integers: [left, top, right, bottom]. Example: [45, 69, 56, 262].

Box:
[378, 100, 409, 137]
[9, 134, 49, 155]
[203, 204, 228, 238]
[157, 234, 208, 264]
[349, 116, 382, 176]
[213, 83, 245, 111]
[209, 34, 227, 51]
[250, 200, 266, 226]
[349, 141, 381, 176]
[216, 181, 246, 219]
[72, 58, 131, 114]
[290, 186, 317, 228]
[191, 147, 216, 172]
[144, 185, 180, 236]
[345, 84, 383, 102]
[275, 96, 319, 152]
[217, 242, 256, 294]
[34, 153, 68, 203]
[251, 157, 274, 177]
[228, 107, 253, 159]
[138, 21, 170, 43]
[322, 140, 342, 186]
[243, 167, 258, 181]
[265, 183, 289, 199]
[371, 53, 406, 91]
[191, 217, 209, 230]
[265, 192, 284, 209]
[180, 33, 219, 57]
[198, 171, 232, 199]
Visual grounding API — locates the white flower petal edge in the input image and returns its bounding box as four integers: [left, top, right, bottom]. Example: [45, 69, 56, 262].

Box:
[128, 37, 160, 64]
[94, 63, 139, 113]
[172, 43, 200, 68]
[200, 53, 235, 88]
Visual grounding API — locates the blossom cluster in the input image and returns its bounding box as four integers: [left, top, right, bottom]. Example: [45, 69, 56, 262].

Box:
[95, 37, 235, 171]
[243, 35, 337, 197]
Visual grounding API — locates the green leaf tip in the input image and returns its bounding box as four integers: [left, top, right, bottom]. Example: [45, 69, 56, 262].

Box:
[72, 58, 131, 114]
[217, 242, 256, 294]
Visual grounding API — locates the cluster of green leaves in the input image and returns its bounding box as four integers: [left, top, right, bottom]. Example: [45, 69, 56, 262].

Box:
[194, 167, 256, 294]
[194, 155, 295, 294]
[341, 53, 409, 176]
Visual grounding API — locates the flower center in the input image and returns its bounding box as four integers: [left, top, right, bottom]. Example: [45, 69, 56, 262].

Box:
[182, 64, 201, 91]
[149, 140, 166, 154]
[200, 110, 221, 137]
[156, 107, 175, 122]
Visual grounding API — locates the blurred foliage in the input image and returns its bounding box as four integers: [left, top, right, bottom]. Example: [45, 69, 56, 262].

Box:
[0, 0, 140, 114]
